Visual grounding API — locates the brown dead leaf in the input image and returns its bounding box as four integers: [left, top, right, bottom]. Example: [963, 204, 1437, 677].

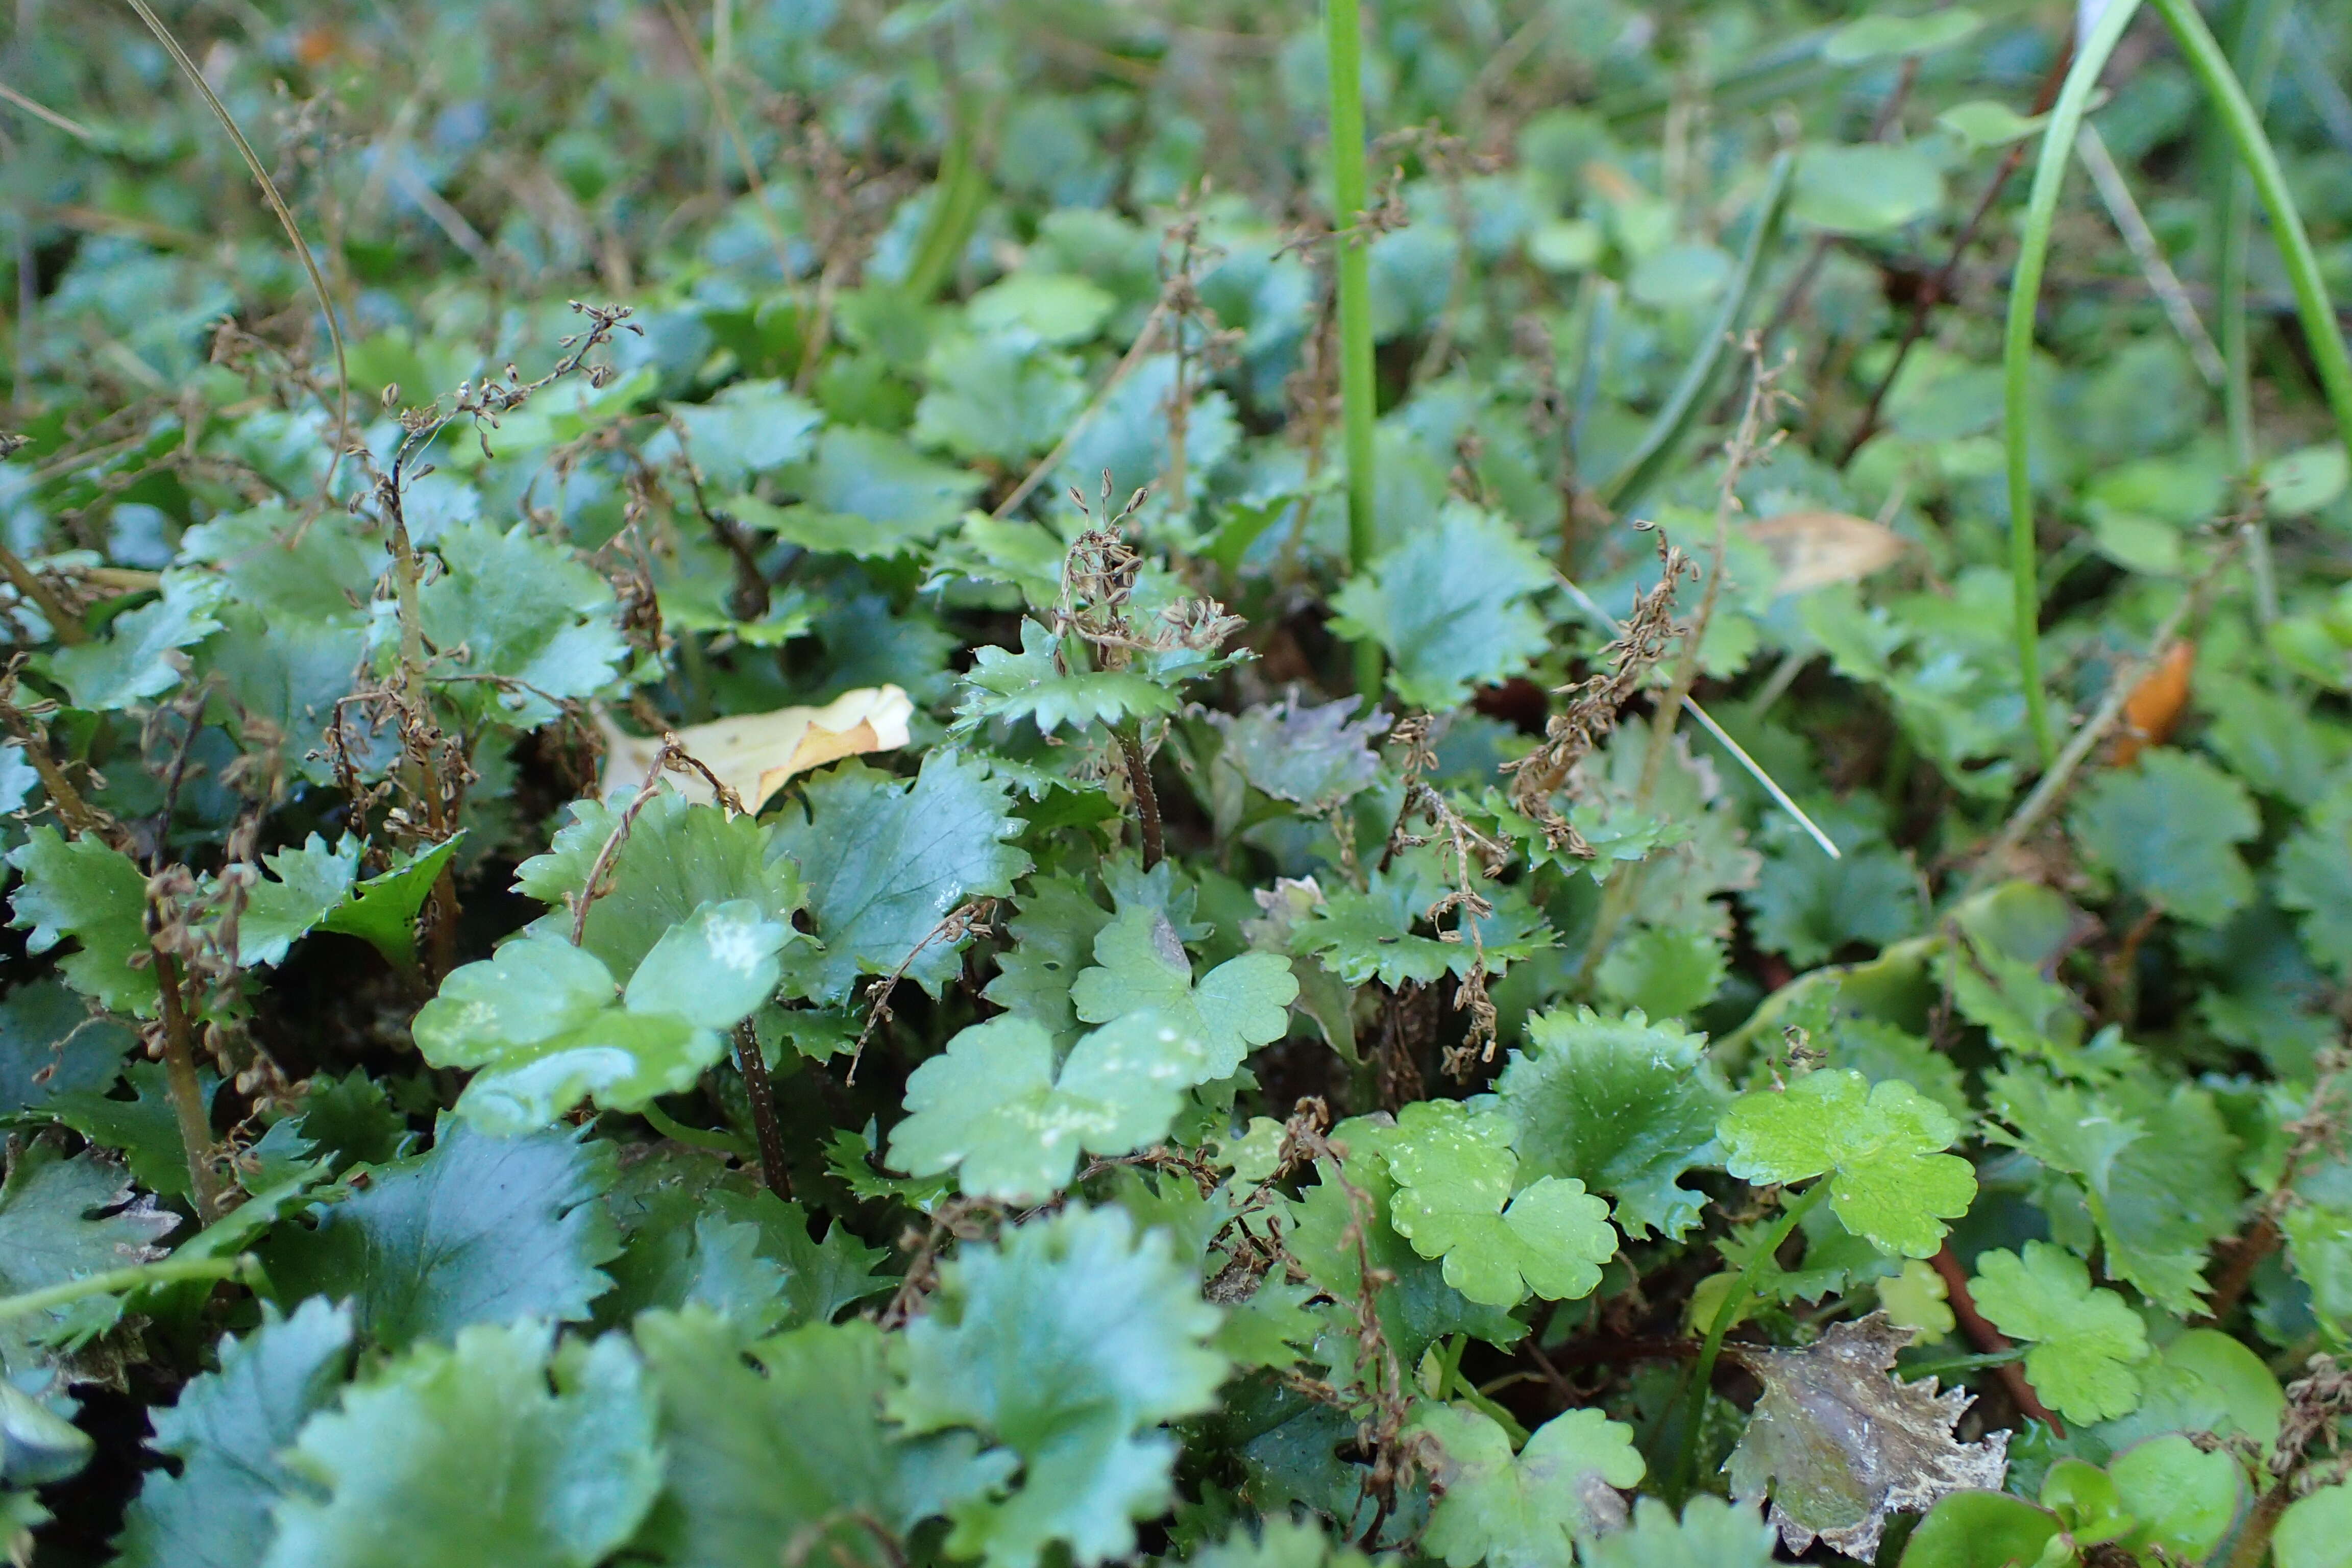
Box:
[2109, 639, 2194, 767]
[1747, 510, 1906, 597]
[1724, 1312, 2010, 1560]
[597, 684, 915, 812]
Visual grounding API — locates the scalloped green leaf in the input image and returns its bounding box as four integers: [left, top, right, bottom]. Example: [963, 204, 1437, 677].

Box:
[1489, 1007, 1730, 1241]
[888, 1011, 1216, 1203]
[887, 1205, 1229, 1568]
[1325, 503, 1553, 712]
[1970, 1242, 2149, 1425]
[1382, 1100, 1615, 1308]
[1718, 1070, 1975, 1258]
[262, 1320, 659, 1568]
[771, 752, 1030, 1004]
[1069, 905, 1297, 1077]
[1414, 1404, 1643, 1568]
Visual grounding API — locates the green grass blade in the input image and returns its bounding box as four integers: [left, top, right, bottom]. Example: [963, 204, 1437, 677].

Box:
[2003, 0, 2146, 768]
[1327, 0, 1383, 698]
[2218, 0, 2292, 477]
[2217, 0, 2290, 632]
[1596, 150, 1794, 516]
[2150, 0, 2352, 459]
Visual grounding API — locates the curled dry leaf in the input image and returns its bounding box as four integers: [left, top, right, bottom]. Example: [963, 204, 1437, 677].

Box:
[1723, 1312, 2008, 1561]
[2109, 640, 2194, 767]
[1746, 510, 1905, 597]
[597, 684, 915, 812]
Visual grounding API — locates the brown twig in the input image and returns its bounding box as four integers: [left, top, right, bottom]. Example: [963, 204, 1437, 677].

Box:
[2203, 1049, 2352, 1324]
[732, 1018, 792, 1203]
[990, 301, 1170, 520]
[0, 541, 87, 645]
[150, 948, 226, 1225]
[0, 693, 111, 839]
[1930, 1243, 2062, 1434]
[1116, 725, 1165, 870]
[845, 899, 997, 1086]
[569, 735, 745, 947]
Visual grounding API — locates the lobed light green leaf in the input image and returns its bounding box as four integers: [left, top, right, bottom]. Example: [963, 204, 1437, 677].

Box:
[634, 1309, 1006, 1568]
[1382, 1100, 1615, 1308]
[887, 1011, 1216, 1203]
[44, 572, 225, 711]
[982, 876, 1114, 1031]
[517, 790, 803, 984]
[953, 618, 1182, 738]
[2068, 749, 2258, 927]
[414, 902, 787, 1133]
[112, 1299, 356, 1568]
[6, 826, 157, 1016]
[317, 834, 465, 973]
[1294, 852, 1554, 991]
[1969, 1241, 2150, 1424]
[263, 1321, 660, 1568]
[234, 833, 361, 968]
[1070, 905, 1297, 1077]
[1326, 503, 1553, 712]
[415, 520, 628, 728]
[1414, 1404, 1644, 1568]
[1290, 1159, 1528, 1367]
[1489, 1007, 1729, 1240]
[1576, 1496, 1778, 1568]
[43, 1060, 216, 1199]
[261, 1118, 619, 1350]
[0, 1139, 179, 1351]
[1986, 1068, 2241, 1315]
[887, 1205, 1229, 1568]
[1717, 1069, 1975, 1257]
[770, 752, 1030, 1004]
[0, 980, 135, 1115]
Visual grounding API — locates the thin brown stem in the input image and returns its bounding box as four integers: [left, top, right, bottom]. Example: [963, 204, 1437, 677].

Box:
[1840, 47, 2073, 464]
[0, 703, 108, 838]
[991, 301, 1169, 520]
[152, 951, 225, 1224]
[1964, 536, 2237, 895]
[2226, 1477, 2299, 1568]
[0, 540, 86, 644]
[1117, 724, 1164, 870]
[1930, 1243, 2062, 1433]
[569, 737, 741, 946]
[733, 1019, 791, 1202]
[2201, 1215, 2282, 1326]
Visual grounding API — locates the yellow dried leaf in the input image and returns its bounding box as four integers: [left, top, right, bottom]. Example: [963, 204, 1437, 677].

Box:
[1747, 510, 1906, 596]
[598, 684, 915, 811]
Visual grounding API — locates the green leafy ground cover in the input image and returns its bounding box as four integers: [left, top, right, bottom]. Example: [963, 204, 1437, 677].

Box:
[4, 1, 2352, 1564]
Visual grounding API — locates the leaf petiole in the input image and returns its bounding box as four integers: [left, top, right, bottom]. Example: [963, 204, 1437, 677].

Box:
[0, 1253, 259, 1325]
[1673, 1178, 1832, 1497]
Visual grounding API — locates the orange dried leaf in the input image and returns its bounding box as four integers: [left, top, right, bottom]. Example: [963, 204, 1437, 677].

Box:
[597, 684, 915, 812]
[2110, 641, 2194, 767]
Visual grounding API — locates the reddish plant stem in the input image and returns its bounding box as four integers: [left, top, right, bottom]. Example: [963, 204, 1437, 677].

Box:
[2201, 1216, 2282, 1326]
[1930, 1243, 2063, 1433]
[1117, 725, 1164, 870]
[732, 1020, 792, 1203]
